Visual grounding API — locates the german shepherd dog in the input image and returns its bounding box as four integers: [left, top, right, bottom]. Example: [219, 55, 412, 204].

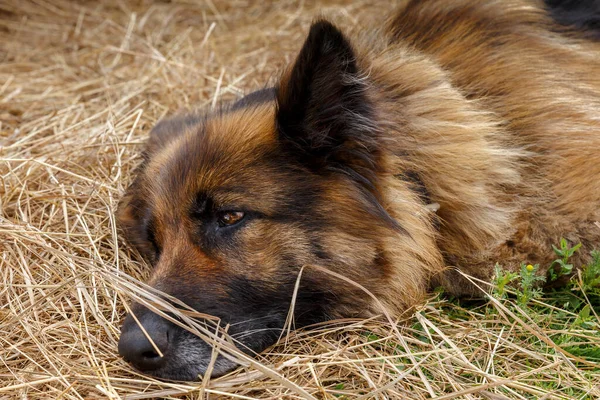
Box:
[117, 0, 600, 380]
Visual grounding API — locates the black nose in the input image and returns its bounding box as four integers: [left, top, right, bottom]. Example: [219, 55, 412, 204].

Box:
[118, 310, 172, 372]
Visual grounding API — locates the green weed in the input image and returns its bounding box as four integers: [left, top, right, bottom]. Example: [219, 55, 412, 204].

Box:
[490, 239, 600, 367]
[549, 238, 581, 281]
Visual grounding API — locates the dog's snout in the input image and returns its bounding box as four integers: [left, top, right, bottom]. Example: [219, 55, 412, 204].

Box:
[118, 312, 171, 372]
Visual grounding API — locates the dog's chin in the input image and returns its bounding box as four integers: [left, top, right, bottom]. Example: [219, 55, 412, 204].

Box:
[145, 356, 239, 381]
[139, 334, 242, 381]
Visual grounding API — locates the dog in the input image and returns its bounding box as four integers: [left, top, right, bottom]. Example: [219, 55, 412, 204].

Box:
[116, 0, 600, 381]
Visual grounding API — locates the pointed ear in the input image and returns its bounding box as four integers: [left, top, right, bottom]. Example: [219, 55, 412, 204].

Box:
[145, 114, 201, 155]
[276, 20, 378, 177]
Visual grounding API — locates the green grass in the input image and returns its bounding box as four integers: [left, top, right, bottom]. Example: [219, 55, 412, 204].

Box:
[441, 241, 600, 398]
[357, 240, 600, 399]
[495, 241, 600, 368]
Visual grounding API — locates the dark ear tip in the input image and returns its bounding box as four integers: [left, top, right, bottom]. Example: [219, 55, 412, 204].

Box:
[310, 19, 340, 32]
[307, 19, 347, 44]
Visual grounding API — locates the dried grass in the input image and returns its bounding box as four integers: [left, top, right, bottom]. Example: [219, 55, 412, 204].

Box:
[1, 0, 599, 399]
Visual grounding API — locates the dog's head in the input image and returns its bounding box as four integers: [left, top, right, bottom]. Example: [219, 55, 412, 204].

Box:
[117, 20, 416, 380]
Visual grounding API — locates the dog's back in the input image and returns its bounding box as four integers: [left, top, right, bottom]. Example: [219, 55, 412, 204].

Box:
[360, 0, 600, 294]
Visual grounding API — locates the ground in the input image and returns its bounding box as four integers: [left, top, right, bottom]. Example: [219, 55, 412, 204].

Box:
[1, 0, 599, 399]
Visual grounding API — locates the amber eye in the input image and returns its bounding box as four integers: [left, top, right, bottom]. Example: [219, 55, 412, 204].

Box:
[217, 211, 245, 227]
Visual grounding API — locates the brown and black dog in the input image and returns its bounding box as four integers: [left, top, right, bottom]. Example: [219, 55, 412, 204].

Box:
[116, 0, 600, 380]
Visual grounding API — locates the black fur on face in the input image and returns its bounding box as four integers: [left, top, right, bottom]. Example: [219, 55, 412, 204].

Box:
[121, 272, 334, 380]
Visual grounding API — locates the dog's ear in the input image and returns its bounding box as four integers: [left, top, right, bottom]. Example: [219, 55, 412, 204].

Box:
[276, 20, 378, 182]
[145, 114, 201, 154]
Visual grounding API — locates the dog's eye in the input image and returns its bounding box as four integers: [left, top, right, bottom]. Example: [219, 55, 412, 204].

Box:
[217, 211, 245, 227]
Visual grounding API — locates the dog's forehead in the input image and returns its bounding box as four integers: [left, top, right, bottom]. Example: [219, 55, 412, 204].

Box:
[144, 103, 280, 212]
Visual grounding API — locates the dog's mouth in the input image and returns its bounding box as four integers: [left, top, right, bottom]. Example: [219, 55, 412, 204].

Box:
[117, 308, 286, 381]
[123, 337, 240, 381]
[118, 321, 244, 380]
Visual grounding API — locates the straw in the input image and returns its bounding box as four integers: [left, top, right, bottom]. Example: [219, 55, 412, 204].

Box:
[1, 1, 599, 398]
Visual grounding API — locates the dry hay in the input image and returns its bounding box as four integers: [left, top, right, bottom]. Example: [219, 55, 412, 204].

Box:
[1, 0, 599, 399]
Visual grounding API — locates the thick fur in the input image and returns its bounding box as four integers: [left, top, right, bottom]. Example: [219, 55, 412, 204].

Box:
[117, 0, 600, 380]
